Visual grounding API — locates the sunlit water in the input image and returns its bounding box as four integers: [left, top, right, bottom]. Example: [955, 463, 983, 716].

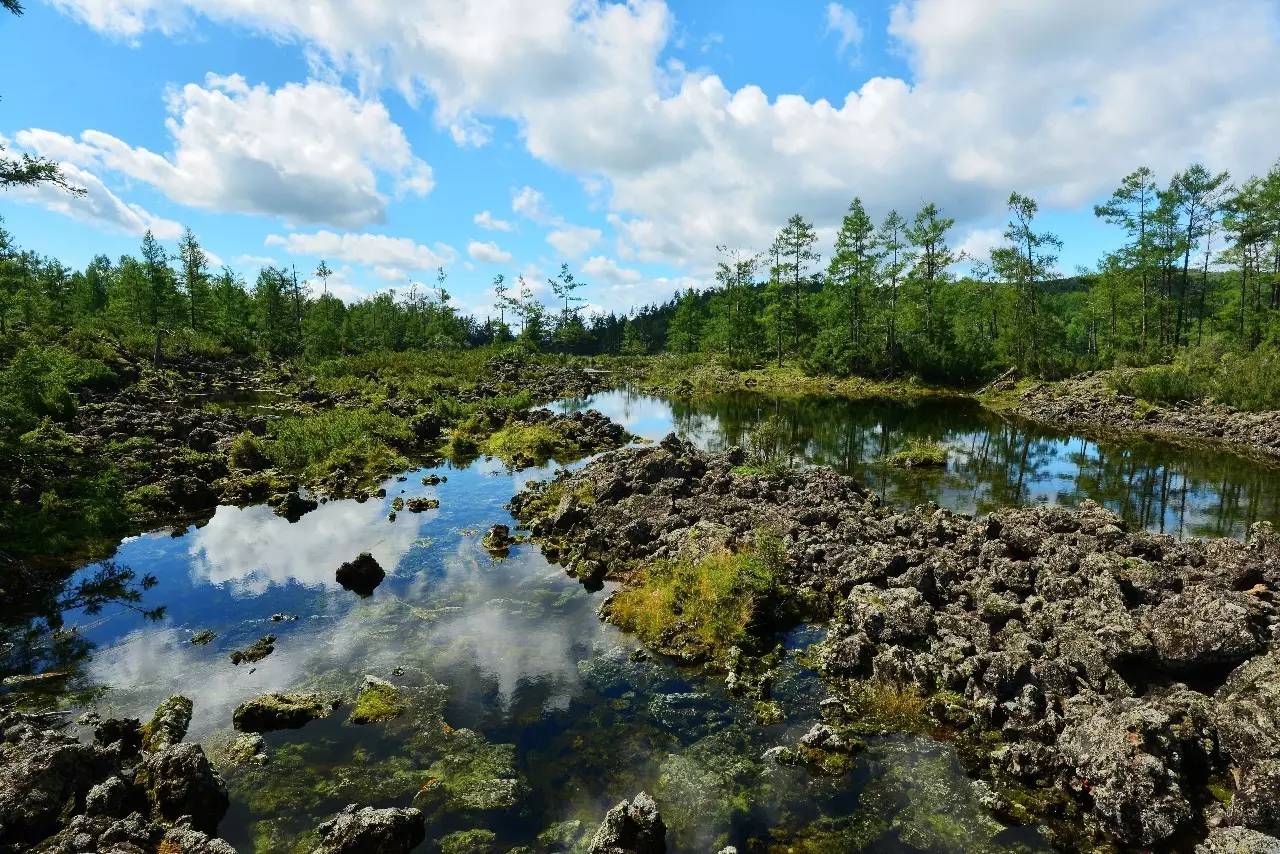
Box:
[31, 388, 1280, 852]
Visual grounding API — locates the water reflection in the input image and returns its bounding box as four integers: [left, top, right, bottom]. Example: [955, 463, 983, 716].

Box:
[567, 388, 1280, 539]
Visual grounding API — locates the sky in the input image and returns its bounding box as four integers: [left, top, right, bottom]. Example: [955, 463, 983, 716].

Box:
[2, 0, 1278, 318]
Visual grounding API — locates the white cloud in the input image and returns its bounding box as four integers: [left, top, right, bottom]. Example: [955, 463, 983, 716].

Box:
[511, 185, 554, 224]
[546, 224, 601, 259]
[467, 239, 513, 264]
[582, 254, 641, 286]
[473, 210, 514, 232]
[265, 230, 455, 282]
[16, 74, 433, 229]
[3, 151, 182, 239]
[825, 3, 863, 60]
[46, 0, 1280, 281]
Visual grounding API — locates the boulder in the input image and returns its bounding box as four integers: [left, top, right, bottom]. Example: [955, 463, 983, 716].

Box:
[232, 691, 342, 733]
[313, 804, 426, 854]
[1196, 826, 1280, 853]
[135, 742, 228, 834]
[1144, 586, 1265, 672]
[161, 818, 240, 853]
[1228, 760, 1280, 837]
[141, 694, 193, 752]
[587, 791, 666, 854]
[336, 553, 386, 596]
[482, 524, 514, 555]
[1215, 651, 1280, 762]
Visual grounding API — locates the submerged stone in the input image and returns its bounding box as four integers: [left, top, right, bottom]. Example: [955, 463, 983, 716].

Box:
[229, 634, 275, 665]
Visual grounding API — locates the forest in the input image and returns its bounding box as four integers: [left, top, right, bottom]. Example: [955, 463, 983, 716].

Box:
[2, 160, 1280, 407]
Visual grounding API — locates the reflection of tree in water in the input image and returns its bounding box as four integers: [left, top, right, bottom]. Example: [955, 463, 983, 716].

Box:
[0, 559, 164, 707]
[664, 391, 1280, 538]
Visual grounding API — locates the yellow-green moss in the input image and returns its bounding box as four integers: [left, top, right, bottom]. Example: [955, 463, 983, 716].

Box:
[885, 439, 948, 468]
[349, 678, 406, 724]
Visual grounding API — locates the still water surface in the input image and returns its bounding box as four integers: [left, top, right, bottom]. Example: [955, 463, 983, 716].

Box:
[35, 389, 1280, 852]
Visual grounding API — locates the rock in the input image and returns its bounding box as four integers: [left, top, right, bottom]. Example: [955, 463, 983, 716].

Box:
[349, 676, 405, 724]
[1228, 760, 1280, 837]
[135, 742, 229, 834]
[336, 552, 386, 596]
[190, 629, 216, 645]
[84, 776, 129, 817]
[587, 791, 666, 854]
[229, 634, 276, 665]
[440, 828, 498, 854]
[1196, 826, 1280, 853]
[161, 818, 240, 853]
[482, 524, 514, 555]
[232, 691, 342, 733]
[272, 490, 318, 522]
[1145, 585, 1265, 672]
[142, 694, 193, 752]
[1215, 651, 1280, 763]
[314, 804, 426, 854]
[405, 497, 440, 513]
[223, 733, 268, 767]
[0, 717, 114, 845]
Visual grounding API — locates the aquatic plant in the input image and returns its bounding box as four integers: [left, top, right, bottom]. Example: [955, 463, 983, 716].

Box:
[885, 438, 948, 468]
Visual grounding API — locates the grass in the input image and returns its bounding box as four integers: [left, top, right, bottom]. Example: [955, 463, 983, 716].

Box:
[842, 682, 930, 734]
[1107, 344, 1280, 412]
[606, 532, 784, 664]
[885, 438, 948, 468]
[265, 409, 411, 483]
[482, 422, 572, 467]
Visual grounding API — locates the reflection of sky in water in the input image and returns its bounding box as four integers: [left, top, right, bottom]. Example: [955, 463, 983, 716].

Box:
[565, 387, 1280, 539]
[53, 392, 1076, 852]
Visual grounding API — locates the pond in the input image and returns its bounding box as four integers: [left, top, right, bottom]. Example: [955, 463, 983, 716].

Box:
[14, 388, 1280, 852]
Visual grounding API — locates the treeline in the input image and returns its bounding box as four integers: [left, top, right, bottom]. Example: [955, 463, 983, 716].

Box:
[654, 163, 1280, 384]
[2, 160, 1278, 385]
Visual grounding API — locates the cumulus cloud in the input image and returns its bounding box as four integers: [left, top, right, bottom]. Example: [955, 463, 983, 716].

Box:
[547, 225, 601, 259]
[511, 185, 554, 224]
[467, 239, 513, 264]
[46, 0, 1280, 278]
[473, 210, 514, 231]
[265, 230, 455, 282]
[2, 144, 182, 239]
[16, 74, 433, 229]
[582, 254, 641, 286]
[825, 3, 863, 60]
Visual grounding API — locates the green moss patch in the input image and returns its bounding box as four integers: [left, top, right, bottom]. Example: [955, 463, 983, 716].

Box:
[885, 439, 948, 468]
[349, 676, 406, 724]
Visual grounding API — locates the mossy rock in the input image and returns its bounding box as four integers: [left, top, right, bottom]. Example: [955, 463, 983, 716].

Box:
[439, 828, 498, 854]
[349, 676, 407, 724]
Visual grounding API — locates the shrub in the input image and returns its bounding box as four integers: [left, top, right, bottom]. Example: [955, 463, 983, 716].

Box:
[266, 410, 410, 481]
[885, 438, 948, 468]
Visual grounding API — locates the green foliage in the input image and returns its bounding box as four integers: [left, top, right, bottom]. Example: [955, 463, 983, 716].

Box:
[265, 410, 411, 482]
[606, 532, 785, 663]
[885, 438, 948, 468]
[1110, 343, 1280, 411]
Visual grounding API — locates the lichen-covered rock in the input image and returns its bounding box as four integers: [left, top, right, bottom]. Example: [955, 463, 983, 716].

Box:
[587, 791, 666, 854]
[336, 552, 386, 596]
[232, 691, 342, 733]
[1215, 651, 1280, 763]
[160, 818, 240, 853]
[0, 717, 114, 846]
[135, 742, 228, 834]
[313, 804, 426, 854]
[1144, 585, 1266, 672]
[141, 694, 193, 752]
[229, 634, 275, 665]
[1228, 760, 1280, 837]
[1196, 826, 1280, 854]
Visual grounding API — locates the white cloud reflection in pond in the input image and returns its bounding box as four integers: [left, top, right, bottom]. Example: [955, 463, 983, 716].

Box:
[185, 498, 424, 595]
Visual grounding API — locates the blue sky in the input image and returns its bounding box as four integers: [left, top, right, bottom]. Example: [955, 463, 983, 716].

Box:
[2, 0, 1277, 317]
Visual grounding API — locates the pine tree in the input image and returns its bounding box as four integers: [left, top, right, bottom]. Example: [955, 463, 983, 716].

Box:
[177, 227, 210, 331]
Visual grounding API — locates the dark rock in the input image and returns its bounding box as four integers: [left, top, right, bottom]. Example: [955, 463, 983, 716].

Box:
[482, 524, 514, 555]
[313, 804, 426, 854]
[336, 553, 386, 596]
[232, 691, 342, 733]
[229, 634, 275, 665]
[1228, 759, 1280, 837]
[1144, 585, 1265, 672]
[272, 490, 318, 522]
[135, 742, 228, 834]
[587, 791, 666, 854]
[404, 497, 439, 513]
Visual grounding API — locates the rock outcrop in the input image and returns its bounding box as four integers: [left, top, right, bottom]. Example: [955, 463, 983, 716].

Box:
[587, 792, 666, 854]
[512, 436, 1280, 850]
[232, 691, 342, 733]
[313, 804, 426, 854]
[336, 553, 386, 596]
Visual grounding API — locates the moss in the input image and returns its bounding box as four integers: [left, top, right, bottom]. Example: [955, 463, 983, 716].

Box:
[229, 634, 276, 665]
[439, 829, 498, 854]
[604, 532, 784, 666]
[349, 677, 406, 724]
[841, 682, 930, 735]
[228, 431, 269, 471]
[483, 422, 573, 467]
[885, 439, 948, 468]
[415, 729, 526, 814]
[1206, 777, 1234, 806]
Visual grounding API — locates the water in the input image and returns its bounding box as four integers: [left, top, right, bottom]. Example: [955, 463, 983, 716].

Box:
[17, 388, 1280, 852]
[559, 388, 1280, 539]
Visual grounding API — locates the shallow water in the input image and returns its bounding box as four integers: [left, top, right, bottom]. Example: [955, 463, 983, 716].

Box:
[22, 388, 1280, 852]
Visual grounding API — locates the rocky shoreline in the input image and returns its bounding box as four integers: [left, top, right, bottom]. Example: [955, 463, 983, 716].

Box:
[511, 436, 1280, 851]
[987, 372, 1280, 463]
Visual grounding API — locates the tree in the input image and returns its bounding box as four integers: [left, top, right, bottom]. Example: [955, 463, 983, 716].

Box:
[549, 263, 588, 352]
[990, 192, 1062, 372]
[1169, 164, 1230, 347]
[824, 197, 879, 370]
[904, 203, 956, 363]
[666, 288, 704, 354]
[1095, 167, 1159, 352]
[177, 228, 210, 331]
[777, 214, 820, 354]
[314, 259, 333, 296]
[877, 210, 910, 375]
